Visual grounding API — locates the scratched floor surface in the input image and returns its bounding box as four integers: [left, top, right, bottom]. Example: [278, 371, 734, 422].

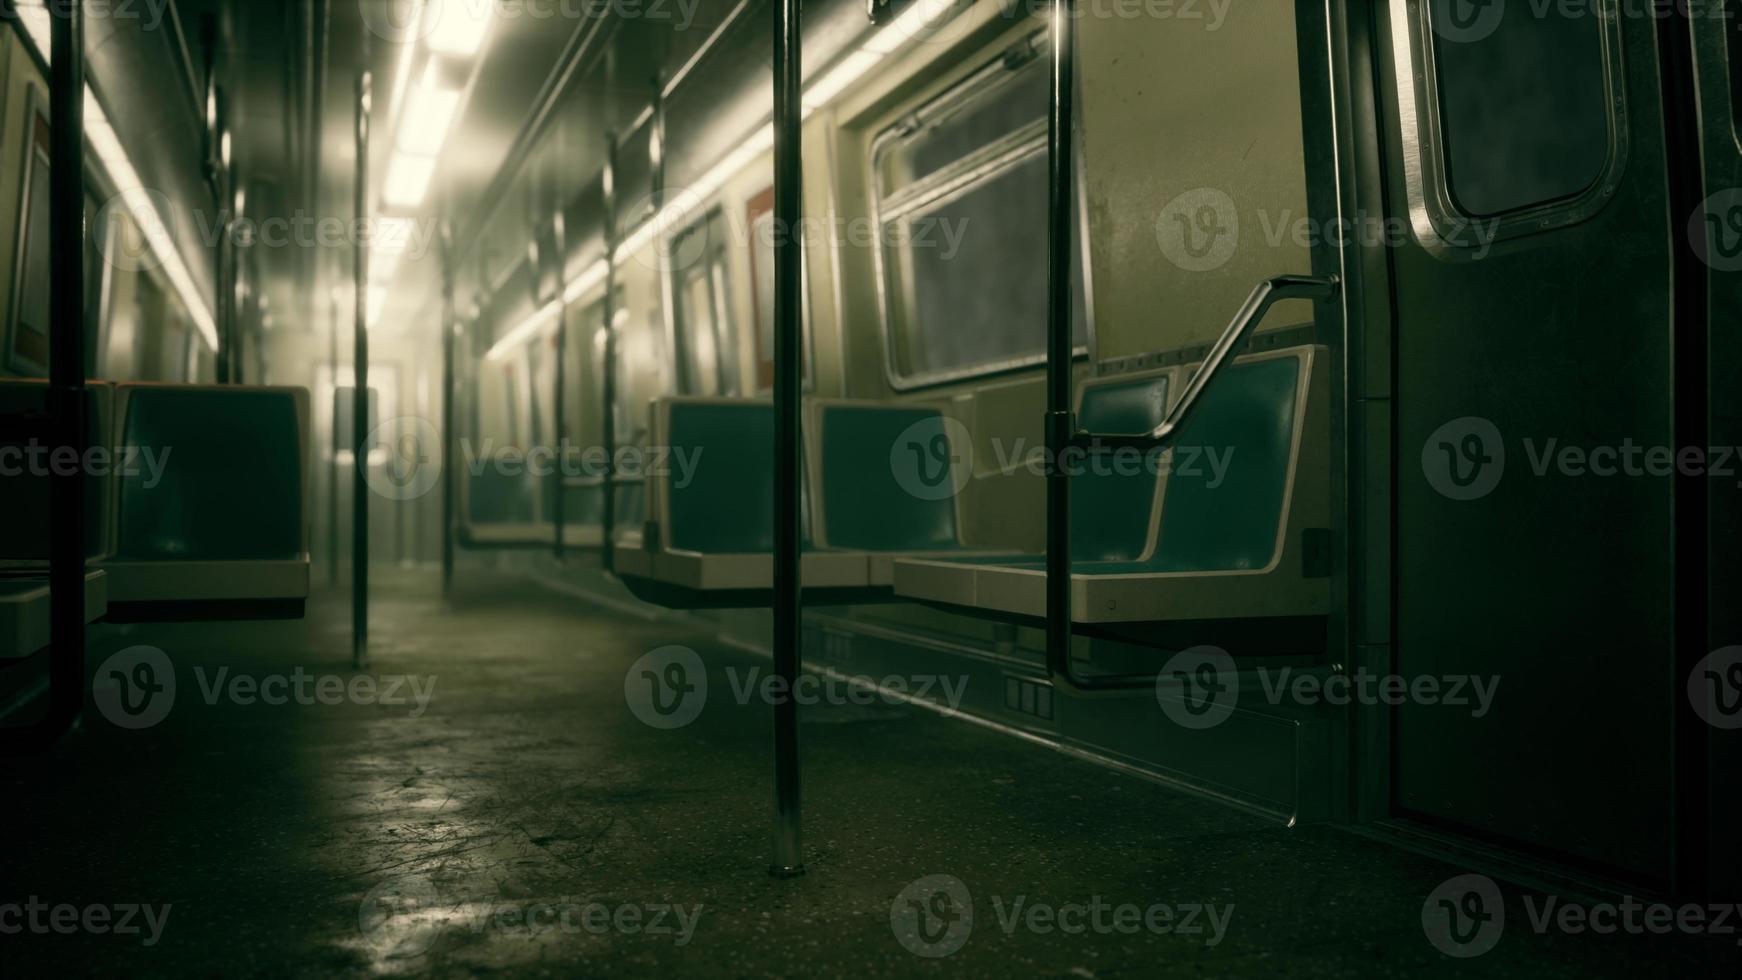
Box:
[0, 569, 1730, 977]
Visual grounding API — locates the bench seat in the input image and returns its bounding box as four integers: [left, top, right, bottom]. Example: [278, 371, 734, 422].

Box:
[893, 347, 1329, 626]
[100, 384, 311, 621]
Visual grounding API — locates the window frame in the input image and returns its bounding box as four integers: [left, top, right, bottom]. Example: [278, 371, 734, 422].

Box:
[664, 206, 742, 397]
[1392, 0, 1630, 255]
[867, 30, 1096, 392]
[746, 184, 817, 394]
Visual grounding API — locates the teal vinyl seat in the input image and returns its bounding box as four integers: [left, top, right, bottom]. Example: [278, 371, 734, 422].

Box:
[100, 384, 311, 621]
[612, 477, 646, 549]
[615, 398, 874, 607]
[618, 396, 1026, 607]
[459, 461, 618, 551]
[810, 398, 1065, 586]
[0, 380, 113, 655]
[0, 380, 116, 566]
[458, 466, 551, 548]
[891, 366, 1179, 603]
[893, 346, 1331, 625]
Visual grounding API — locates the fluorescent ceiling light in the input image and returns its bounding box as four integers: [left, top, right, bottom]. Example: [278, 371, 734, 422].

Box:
[85, 96, 220, 349]
[17, 3, 51, 55]
[387, 1, 427, 134]
[424, 0, 494, 58]
[483, 300, 561, 363]
[371, 249, 405, 283]
[384, 153, 437, 209]
[803, 51, 881, 110]
[398, 61, 462, 156]
[371, 216, 416, 282]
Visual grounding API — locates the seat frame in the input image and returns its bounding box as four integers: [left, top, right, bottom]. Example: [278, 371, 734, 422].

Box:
[99, 383, 312, 621]
[893, 347, 1330, 626]
[0, 571, 108, 660]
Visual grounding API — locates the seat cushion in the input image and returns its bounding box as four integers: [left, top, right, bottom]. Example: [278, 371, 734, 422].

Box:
[663, 401, 820, 554]
[468, 468, 538, 524]
[1148, 356, 1300, 572]
[817, 404, 962, 551]
[1073, 372, 1171, 562]
[0, 383, 113, 562]
[115, 387, 304, 562]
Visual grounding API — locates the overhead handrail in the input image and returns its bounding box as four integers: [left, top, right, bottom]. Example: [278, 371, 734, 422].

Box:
[1041, 0, 1337, 697]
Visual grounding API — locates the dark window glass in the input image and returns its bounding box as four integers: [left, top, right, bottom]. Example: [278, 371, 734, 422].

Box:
[1431, 0, 1612, 216]
[875, 41, 1086, 382]
[669, 211, 739, 397]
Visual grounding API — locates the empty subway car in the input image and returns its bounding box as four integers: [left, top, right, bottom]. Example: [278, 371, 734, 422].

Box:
[2, 0, 1740, 975]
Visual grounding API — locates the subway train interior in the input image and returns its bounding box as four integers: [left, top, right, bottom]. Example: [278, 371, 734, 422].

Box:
[1, 0, 1740, 975]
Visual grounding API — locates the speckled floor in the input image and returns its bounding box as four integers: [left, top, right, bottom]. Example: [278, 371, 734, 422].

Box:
[0, 569, 1732, 976]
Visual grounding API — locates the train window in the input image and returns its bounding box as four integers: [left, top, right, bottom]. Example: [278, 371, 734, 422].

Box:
[668, 210, 741, 397]
[7, 86, 52, 374]
[747, 187, 813, 393]
[871, 34, 1087, 387]
[1405, 0, 1624, 236]
[526, 328, 552, 450]
[502, 362, 523, 447]
[589, 301, 643, 444]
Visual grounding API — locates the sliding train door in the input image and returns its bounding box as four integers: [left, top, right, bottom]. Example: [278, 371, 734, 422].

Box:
[1692, 6, 1742, 897]
[1376, 1, 1683, 882]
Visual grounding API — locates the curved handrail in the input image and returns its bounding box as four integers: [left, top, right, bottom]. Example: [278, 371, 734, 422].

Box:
[1070, 274, 1340, 453]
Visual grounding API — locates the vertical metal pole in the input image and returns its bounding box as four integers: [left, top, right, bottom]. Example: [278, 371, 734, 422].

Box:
[215, 121, 232, 383]
[649, 72, 666, 209]
[551, 213, 568, 561]
[1043, 0, 1076, 685]
[352, 70, 371, 671]
[46, 0, 87, 740]
[440, 220, 456, 599]
[229, 180, 246, 384]
[599, 134, 619, 574]
[770, 0, 804, 878]
[328, 285, 340, 587]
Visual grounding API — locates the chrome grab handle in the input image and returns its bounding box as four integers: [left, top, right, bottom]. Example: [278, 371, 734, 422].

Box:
[1070, 274, 1340, 451]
